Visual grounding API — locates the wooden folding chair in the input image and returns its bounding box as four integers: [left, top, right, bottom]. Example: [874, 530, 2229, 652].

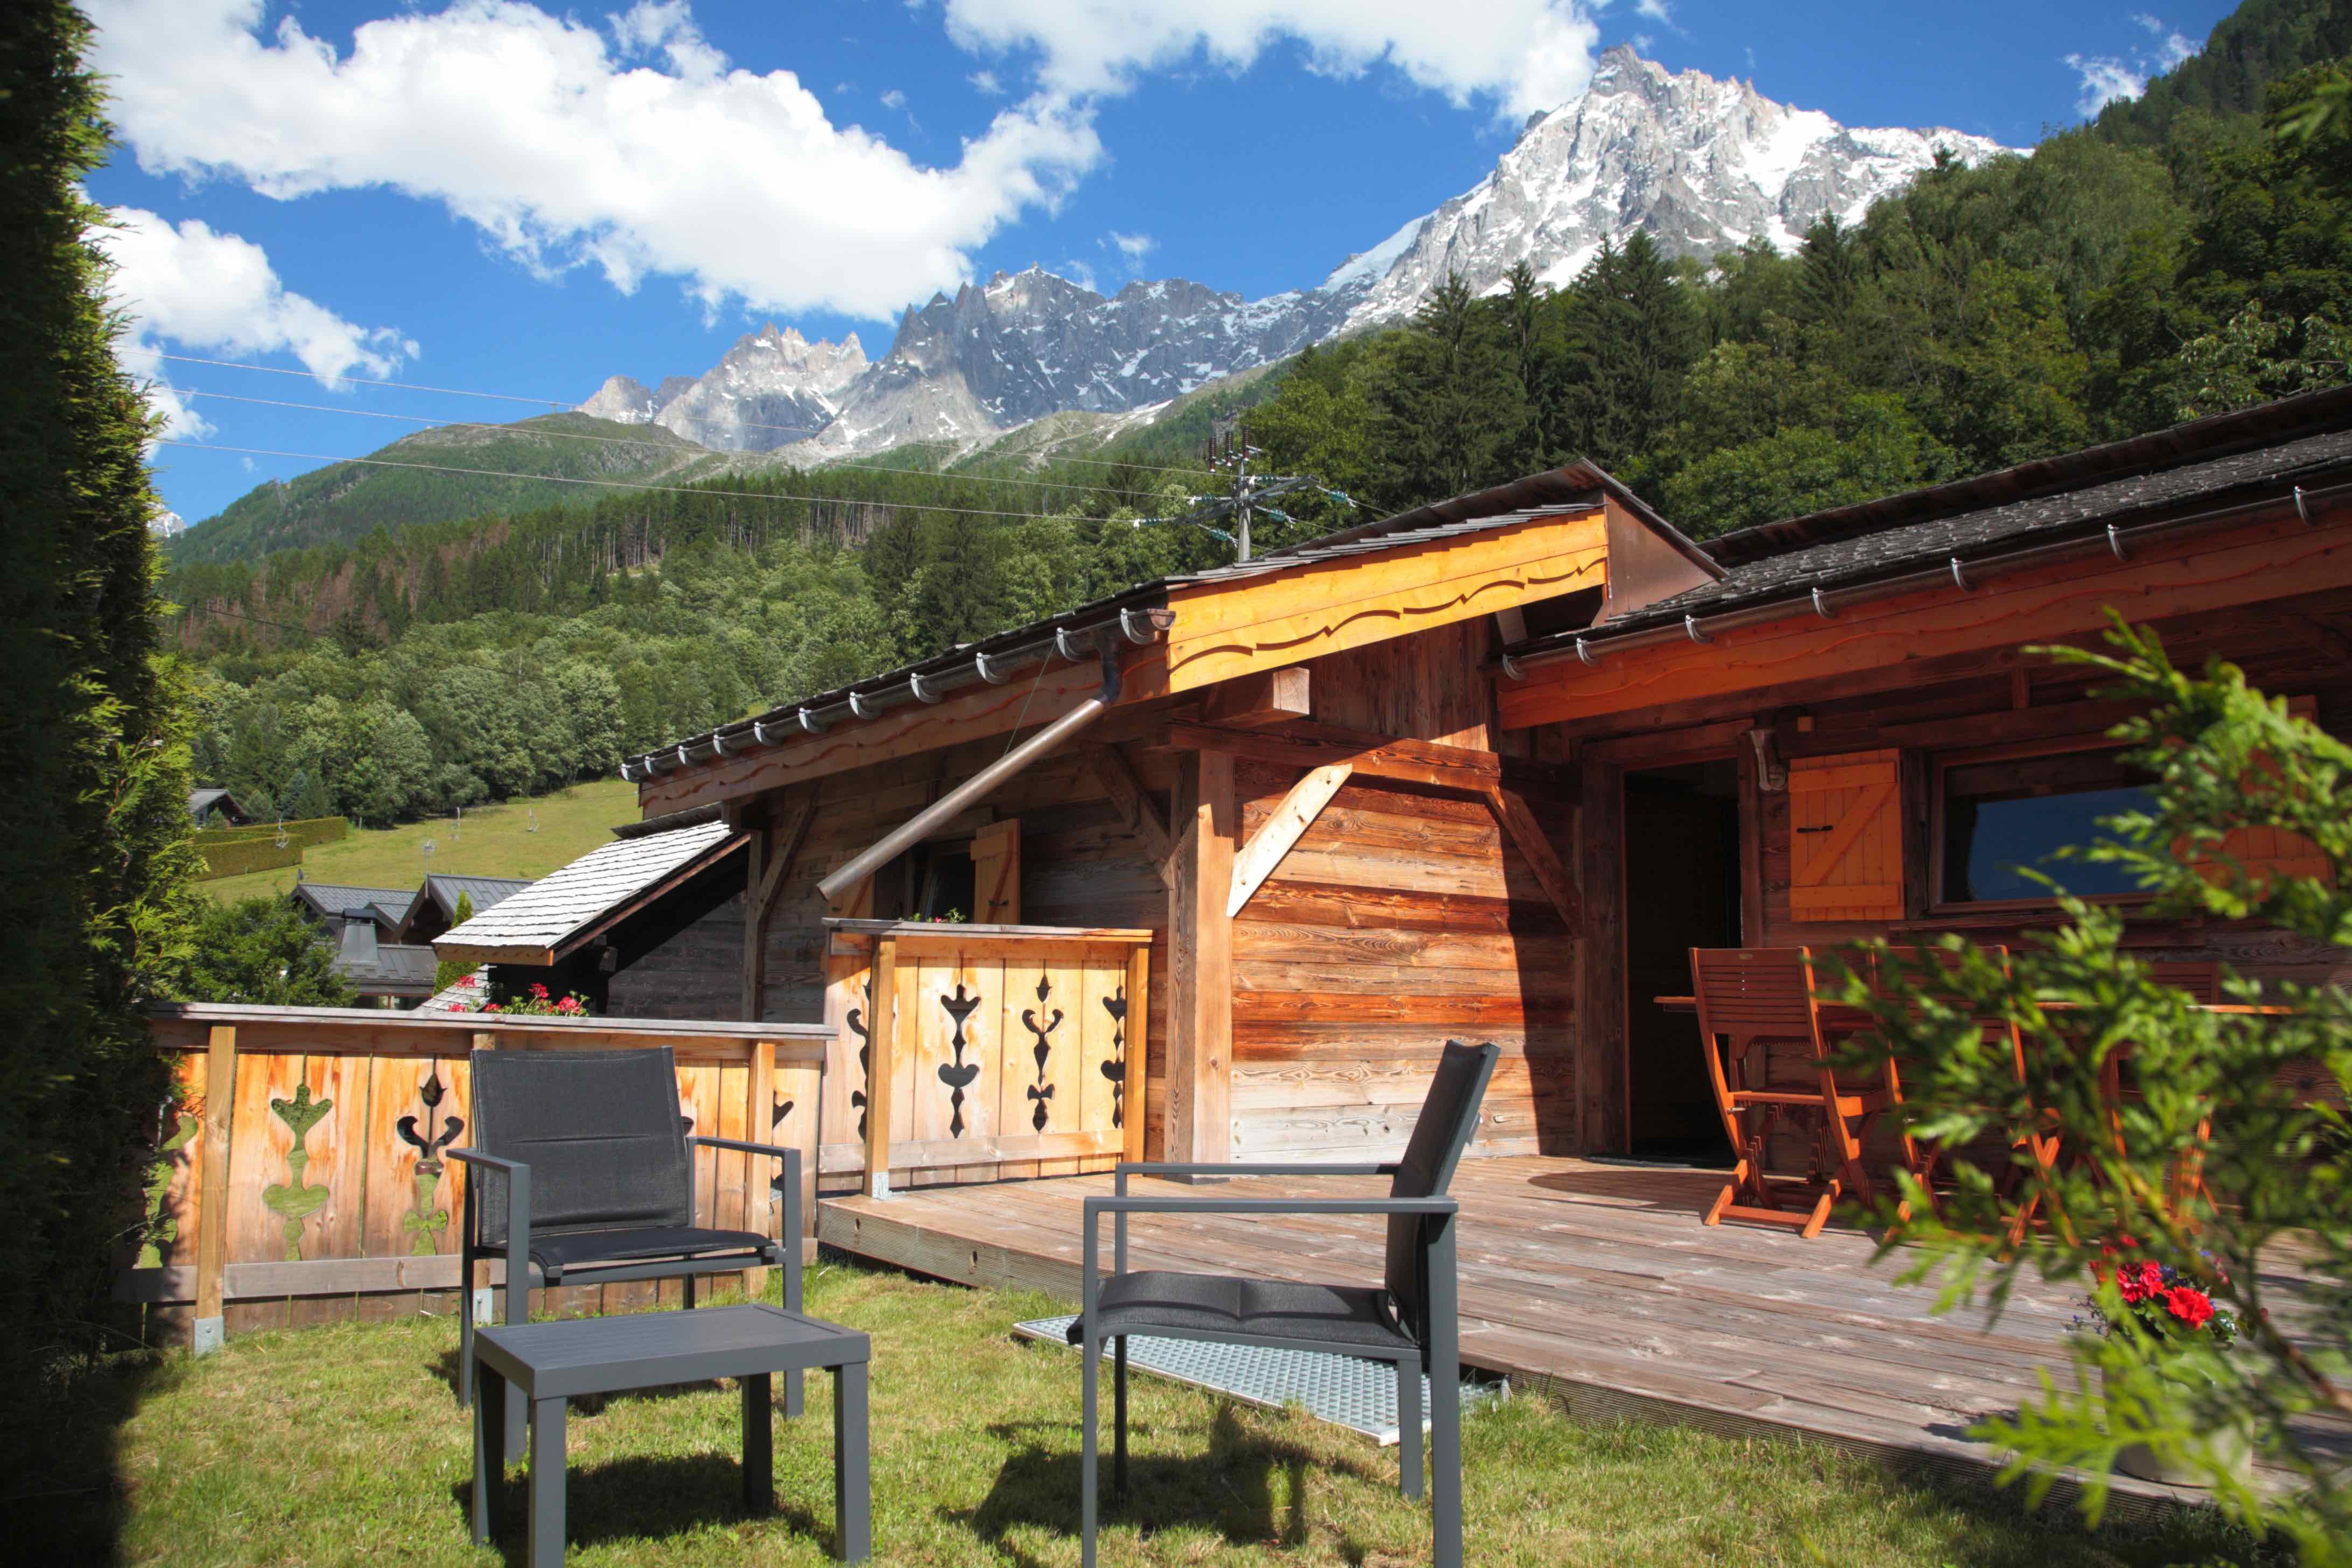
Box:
[1691, 947, 1877, 1240]
[2096, 961, 2224, 1214]
[1860, 946, 2060, 1239]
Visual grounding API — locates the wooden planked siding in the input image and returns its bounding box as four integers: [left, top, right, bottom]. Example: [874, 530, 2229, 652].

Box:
[1230, 760, 1577, 1163]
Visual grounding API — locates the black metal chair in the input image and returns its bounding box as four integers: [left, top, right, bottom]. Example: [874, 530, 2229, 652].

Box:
[450, 1046, 803, 1460]
[1071, 1038, 1499, 1568]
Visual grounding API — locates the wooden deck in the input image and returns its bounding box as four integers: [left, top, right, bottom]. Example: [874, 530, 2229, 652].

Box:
[821, 1154, 2336, 1517]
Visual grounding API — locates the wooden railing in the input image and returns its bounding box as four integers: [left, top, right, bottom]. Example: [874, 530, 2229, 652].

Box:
[818, 921, 1152, 1196]
[128, 1004, 830, 1352]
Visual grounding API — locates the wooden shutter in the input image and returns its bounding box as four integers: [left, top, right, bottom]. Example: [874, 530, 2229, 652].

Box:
[1788, 750, 1905, 921]
[2180, 696, 2335, 892]
[972, 818, 1021, 925]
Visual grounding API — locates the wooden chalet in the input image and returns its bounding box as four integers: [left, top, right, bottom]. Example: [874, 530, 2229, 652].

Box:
[599, 387, 2352, 1188]
[393, 384, 2340, 1499]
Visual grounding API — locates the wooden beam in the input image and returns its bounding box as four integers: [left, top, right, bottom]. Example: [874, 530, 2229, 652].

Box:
[1162, 509, 1607, 692]
[1479, 784, 1579, 929]
[1498, 506, 2352, 730]
[1122, 944, 1152, 1166]
[1080, 742, 1174, 882]
[192, 1025, 236, 1355]
[1200, 667, 1311, 728]
[1172, 718, 1571, 799]
[741, 794, 814, 1021]
[1167, 750, 1236, 1166]
[1228, 764, 1350, 917]
[862, 935, 900, 1198]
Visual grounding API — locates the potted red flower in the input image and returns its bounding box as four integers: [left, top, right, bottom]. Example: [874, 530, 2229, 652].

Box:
[2078, 1256, 2246, 1485]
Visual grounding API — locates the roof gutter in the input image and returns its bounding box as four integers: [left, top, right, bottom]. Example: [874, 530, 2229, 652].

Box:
[620, 604, 1171, 783]
[1499, 479, 2352, 682]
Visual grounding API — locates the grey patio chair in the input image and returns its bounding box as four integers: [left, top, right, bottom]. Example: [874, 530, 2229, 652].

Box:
[450, 1046, 802, 1459]
[1070, 1038, 1499, 1568]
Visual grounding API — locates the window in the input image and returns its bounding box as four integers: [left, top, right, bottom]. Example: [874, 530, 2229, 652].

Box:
[1935, 745, 2153, 906]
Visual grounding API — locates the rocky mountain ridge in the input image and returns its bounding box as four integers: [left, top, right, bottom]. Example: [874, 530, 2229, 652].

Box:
[592, 45, 2012, 464]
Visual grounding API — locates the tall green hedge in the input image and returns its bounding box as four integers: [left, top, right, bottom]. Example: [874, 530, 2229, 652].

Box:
[0, 1, 198, 1406]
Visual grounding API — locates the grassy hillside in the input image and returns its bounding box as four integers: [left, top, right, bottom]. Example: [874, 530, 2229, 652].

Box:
[203, 778, 637, 904]
[171, 414, 721, 565]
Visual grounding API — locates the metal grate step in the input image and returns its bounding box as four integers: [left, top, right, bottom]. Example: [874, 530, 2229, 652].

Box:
[1013, 1315, 1503, 1445]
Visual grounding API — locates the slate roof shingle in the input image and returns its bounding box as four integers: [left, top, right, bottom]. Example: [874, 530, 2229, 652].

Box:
[433, 820, 735, 957]
[1517, 389, 2352, 655]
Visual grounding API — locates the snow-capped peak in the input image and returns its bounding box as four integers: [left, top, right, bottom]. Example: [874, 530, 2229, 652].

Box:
[584, 47, 2015, 461]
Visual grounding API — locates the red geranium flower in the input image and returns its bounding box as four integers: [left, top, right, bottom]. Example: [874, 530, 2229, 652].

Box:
[2117, 1262, 2162, 1304]
[458, 975, 479, 988]
[529, 982, 550, 1000]
[2165, 1286, 2215, 1328]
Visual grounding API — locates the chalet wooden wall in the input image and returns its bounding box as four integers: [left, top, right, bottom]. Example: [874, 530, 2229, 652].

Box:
[1229, 764, 1576, 1161]
[1302, 618, 1505, 752]
[1535, 585, 2352, 1157]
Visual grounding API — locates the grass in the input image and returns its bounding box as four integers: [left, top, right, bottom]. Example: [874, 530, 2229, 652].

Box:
[22, 1262, 2270, 1567]
[204, 780, 639, 904]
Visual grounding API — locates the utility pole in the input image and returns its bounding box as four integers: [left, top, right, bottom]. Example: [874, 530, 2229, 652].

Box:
[1123, 416, 1353, 559]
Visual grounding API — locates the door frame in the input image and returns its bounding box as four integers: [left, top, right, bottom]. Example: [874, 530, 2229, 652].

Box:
[1574, 735, 1759, 1157]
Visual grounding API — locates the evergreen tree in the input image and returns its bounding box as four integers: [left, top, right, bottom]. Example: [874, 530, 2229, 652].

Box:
[0, 0, 196, 1411]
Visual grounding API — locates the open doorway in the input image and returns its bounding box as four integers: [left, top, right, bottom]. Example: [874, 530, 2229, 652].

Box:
[1623, 760, 1742, 1162]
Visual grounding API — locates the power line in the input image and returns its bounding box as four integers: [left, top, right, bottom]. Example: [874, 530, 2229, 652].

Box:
[121, 345, 1227, 478]
[150, 438, 1079, 522]
[169, 387, 1180, 506]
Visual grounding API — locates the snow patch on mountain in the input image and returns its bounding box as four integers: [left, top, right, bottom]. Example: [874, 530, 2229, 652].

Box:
[585, 45, 2015, 464]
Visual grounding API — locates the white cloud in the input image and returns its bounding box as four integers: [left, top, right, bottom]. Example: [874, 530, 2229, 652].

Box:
[88, 0, 1103, 322]
[1635, 0, 1670, 22]
[2065, 53, 2147, 115]
[880, 88, 908, 110]
[94, 204, 417, 443]
[941, 0, 1604, 122]
[1110, 231, 1156, 263]
[2067, 13, 2201, 117]
[969, 69, 1004, 95]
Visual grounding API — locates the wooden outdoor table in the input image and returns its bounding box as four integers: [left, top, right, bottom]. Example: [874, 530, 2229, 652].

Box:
[471, 1303, 871, 1566]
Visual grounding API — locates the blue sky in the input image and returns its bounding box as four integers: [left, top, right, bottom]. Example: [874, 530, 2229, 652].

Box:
[84, 0, 2234, 525]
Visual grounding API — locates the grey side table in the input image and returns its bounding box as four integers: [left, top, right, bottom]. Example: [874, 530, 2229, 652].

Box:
[470, 1303, 871, 1565]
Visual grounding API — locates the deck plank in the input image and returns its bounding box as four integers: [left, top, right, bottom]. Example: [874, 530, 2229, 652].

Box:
[820, 1153, 2340, 1522]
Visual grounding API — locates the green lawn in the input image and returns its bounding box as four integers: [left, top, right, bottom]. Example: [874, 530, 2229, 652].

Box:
[205, 779, 639, 903]
[25, 1262, 2269, 1567]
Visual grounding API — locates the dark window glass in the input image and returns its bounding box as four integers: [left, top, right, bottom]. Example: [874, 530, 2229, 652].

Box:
[1940, 749, 2154, 903]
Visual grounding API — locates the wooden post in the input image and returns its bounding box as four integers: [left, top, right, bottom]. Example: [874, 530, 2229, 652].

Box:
[468, 1028, 494, 1323]
[741, 793, 813, 1023]
[1576, 759, 1629, 1156]
[1122, 944, 1152, 1166]
[862, 936, 900, 1199]
[191, 1025, 237, 1355]
[745, 1039, 776, 1298]
[1167, 749, 1236, 1166]
[742, 819, 768, 1021]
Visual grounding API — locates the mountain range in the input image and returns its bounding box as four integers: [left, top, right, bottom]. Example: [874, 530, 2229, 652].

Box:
[584, 45, 2011, 466]
[176, 44, 2015, 557]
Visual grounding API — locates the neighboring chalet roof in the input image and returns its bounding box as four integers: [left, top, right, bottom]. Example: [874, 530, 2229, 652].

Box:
[622, 459, 1711, 792]
[333, 941, 439, 998]
[1516, 385, 2352, 655]
[389, 872, 535, 936]
[432, 818, 740, 967]
[291, 881, 417, 928]
[188, 788, 250, 824]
